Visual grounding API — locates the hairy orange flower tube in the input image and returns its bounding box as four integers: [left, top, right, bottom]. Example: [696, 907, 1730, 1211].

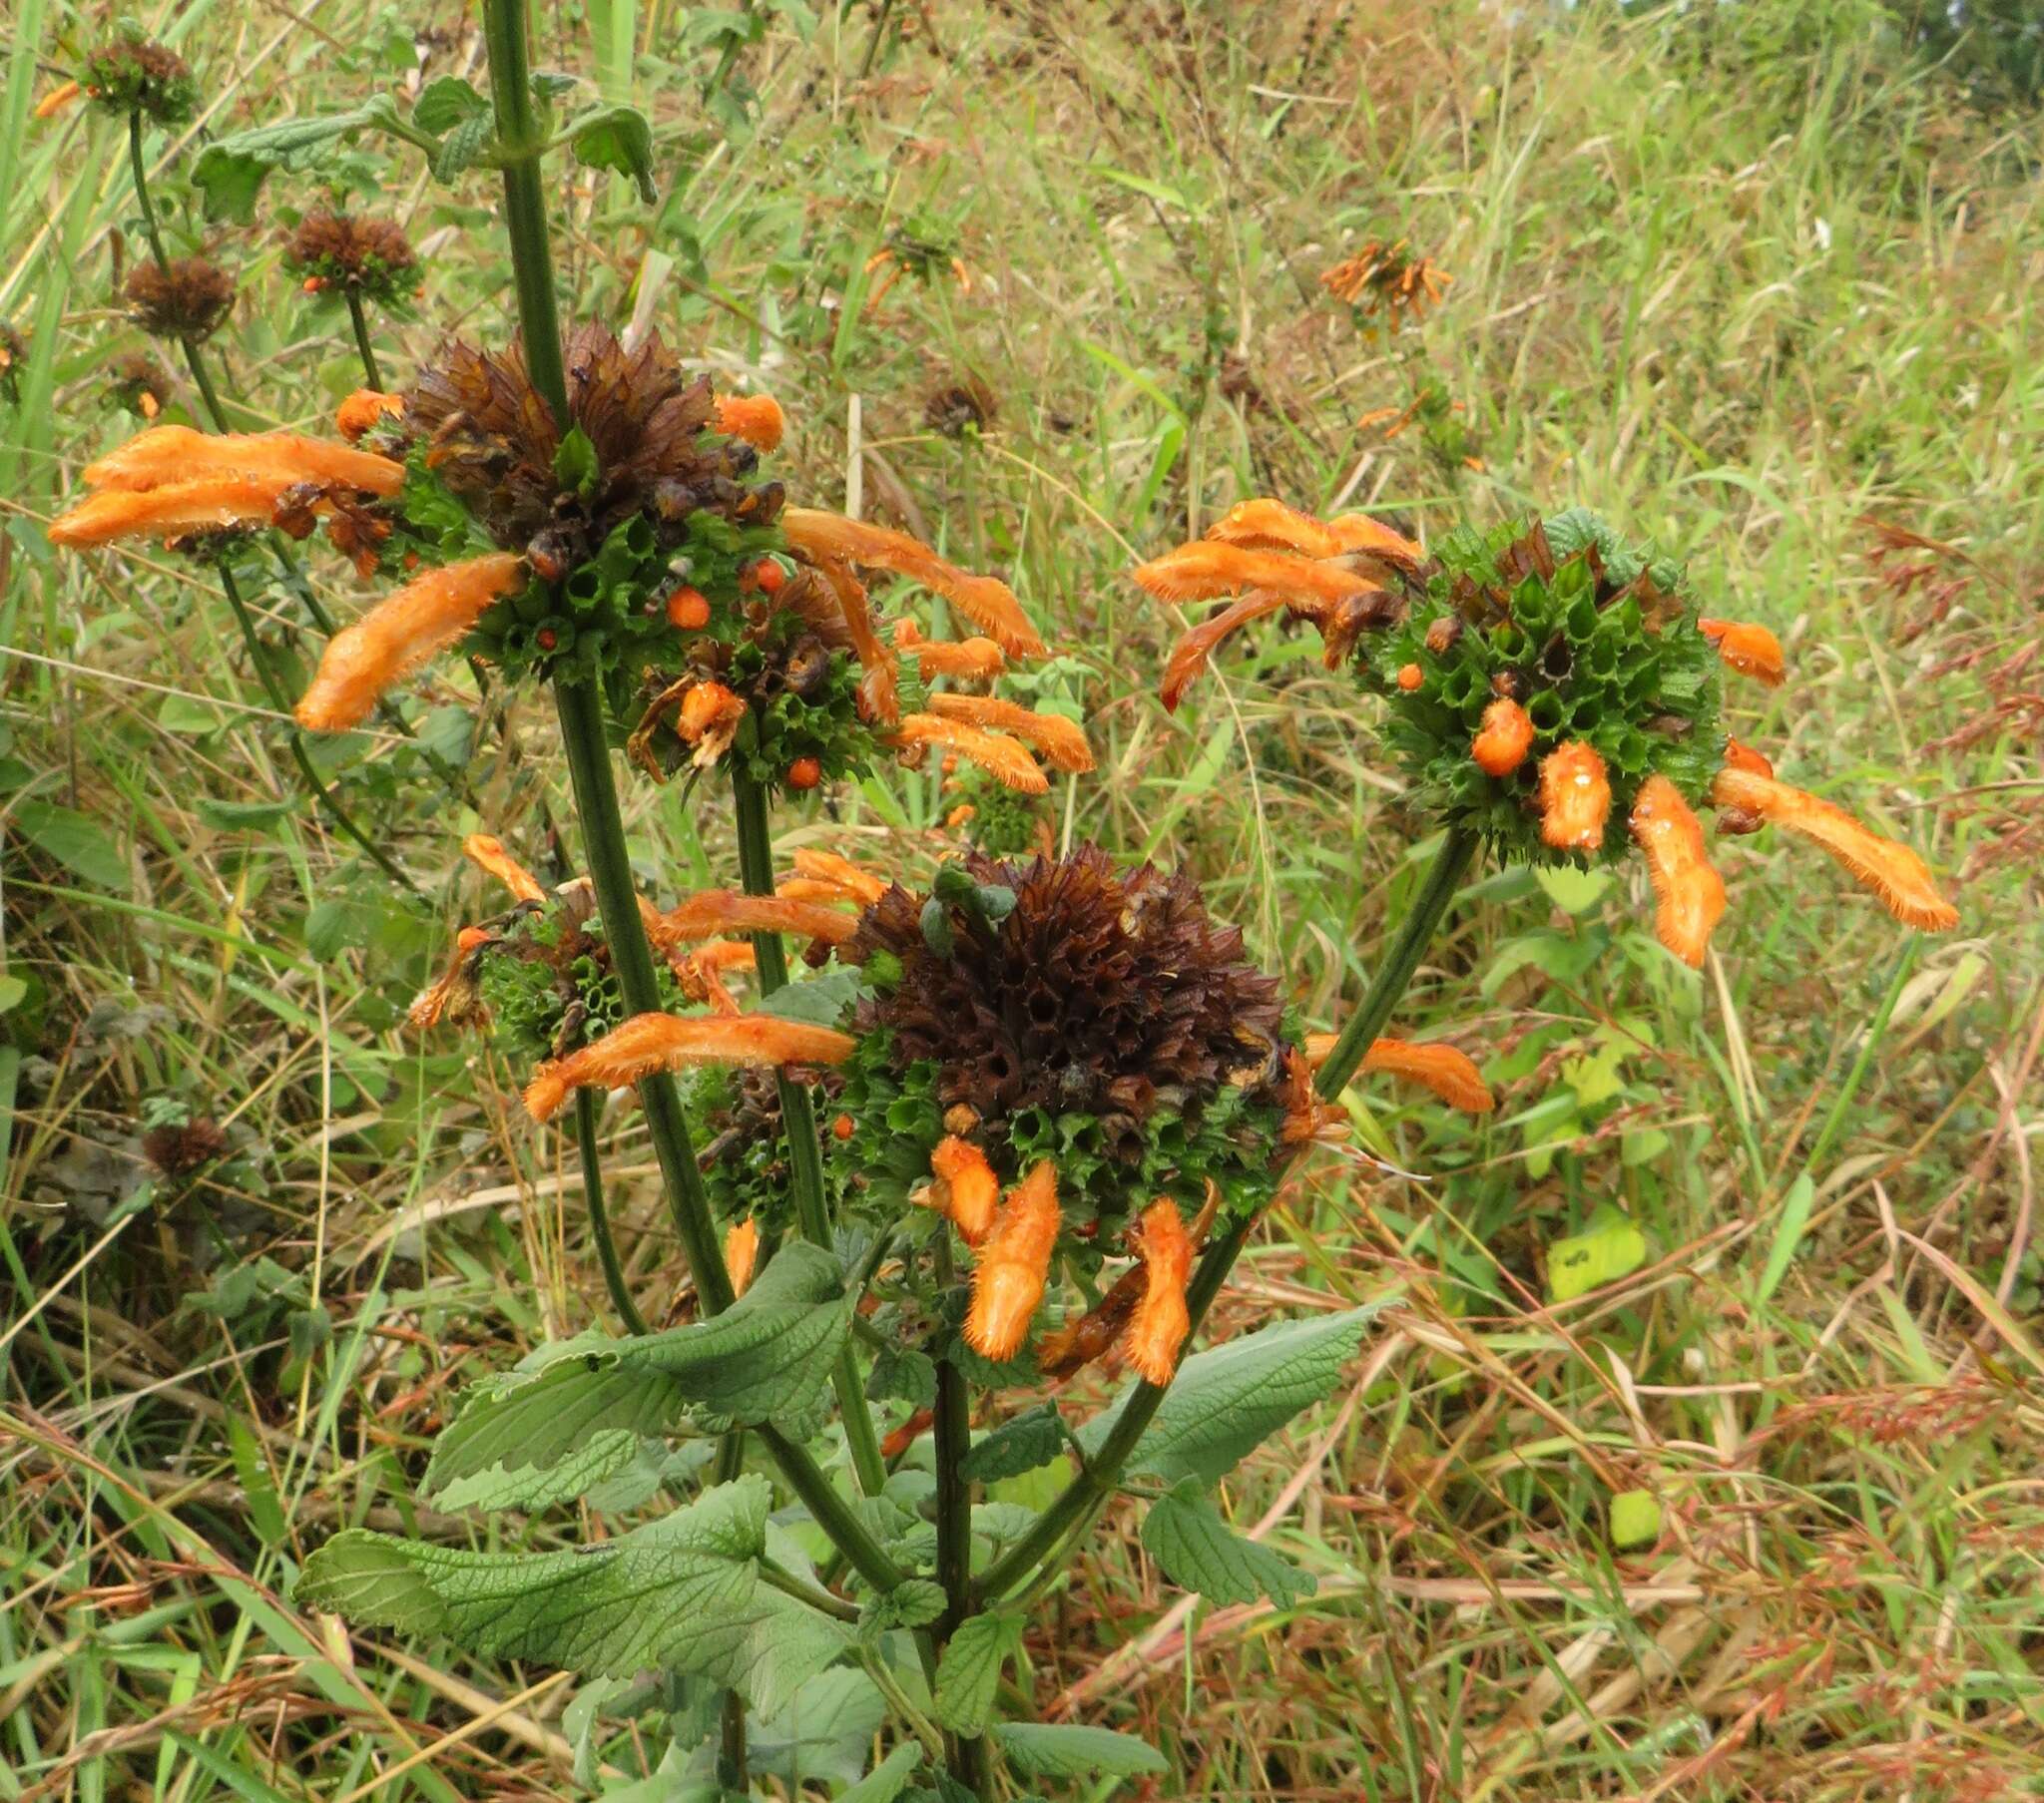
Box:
[653, 889, 859, 949]
[522, 1011, 856, 1124]
[1360, 1039, 1496, 1113]
[964, 1161, 1061, 1361]
[336, 388, 406, 441]
[1629, 774, 1728, 968]
[1130, 541, 1380, 613]
[1699, 618, 1786, 687]
[462, 833, 546, 904]
[1472, 697, 1535, 776]
[295, 553, 527, 731]
[1160, 590, 1289, 712]
[1711, 768, 1959, 931]
[785, 848, 888, 907]
[1205, 497, 1424, 573]
[711, 393, 784, 453]
[1538, 741, 1613, 851]
[925, 1135, 1000, 1246]
[79, 425, 403, 499]
[47, 477, 304, 549]
[724, 1217, 761, 1297]
[892, 621, 1007, 683]
[1124, 1200, 1195, 1385]
[922, 692, 1094, 773]
[780, 508, 1045, 657]
[890, 714, 1051, 793]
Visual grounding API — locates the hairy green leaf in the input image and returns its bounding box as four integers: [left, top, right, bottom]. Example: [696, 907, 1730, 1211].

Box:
[959, 1405, 1062, 1483]
[430, 113, 497, 185]
[990, 1723, 1168, 1779]
[411, 76, 490, 133]
[1140, 1481, 1315, 1607]
[192, 98, 406, 222]
[837, 1744, 926, 1803]
[569, 104, 658, 203]
[930, 1611, 1023, 1737]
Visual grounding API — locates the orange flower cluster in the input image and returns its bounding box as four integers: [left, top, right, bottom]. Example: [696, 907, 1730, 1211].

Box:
[1320, 238, 1453, 329]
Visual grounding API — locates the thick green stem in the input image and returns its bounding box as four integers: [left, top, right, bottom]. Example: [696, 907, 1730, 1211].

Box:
[575, 1088, 647, 1335]
[931, 1238, 989, 1795]
[972, 828, 1480, 1606]
[481, 0, 569, 426]
[343, 288, 384, 392]
[729, 762, 889, 1499]
[126, 111, 168, 266]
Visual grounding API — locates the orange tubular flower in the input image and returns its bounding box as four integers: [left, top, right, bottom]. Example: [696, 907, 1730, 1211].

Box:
[811, 556, 900, 725]
[80, 425, 403, 499]
[654, 889, 859, 949]
[47, 477, 300, 549]
[780, 508, 1046, 658]
[1361, 1039, 1495, 1113]
[724, 1218, 761, 1297]
[462, 833, 546, 904]
[1124, 1200, 1195, 1385]
[923, 692, 1093, 773]
[925, 1135, 1000, 1246]
[522, 1011, 856, 1124]
[1161, 590, 1288, 712]
[408, 925, 494, 1031]
[1472, 697, 1534, 776]
[964, 1161, 1061, 1360]
[712, 393, 784, 453]
[1204, 497, 1424, 574]
[891, 714, 1049, 793]
[1711, 767, 1959, 931]
[1130, 541, 1375, 613]
[893, 621, 1008, 683]
[35, 80, 84, 118]
[1722, 737, 1774, 779]
[1699, 618, 1786, 687]
[1629, 774, 1728, 968]
[336, 388, 405, 442]
[676, 679, 748, 768]
[1538, 741, 1613, 851]
[789, 848, 888, 907]
[295, 553, 527, 731]
[670, 940, 757, 1015]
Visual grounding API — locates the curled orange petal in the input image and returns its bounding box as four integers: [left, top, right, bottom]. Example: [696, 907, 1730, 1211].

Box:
[1037, 1263, 1146, 1380]
[337, 389, 405, 442]
[964, 1161, 1060, 1361]
[522, 1011, 856, 1124]
[654, 889, 859, 948]
[1629, 774, 1727, 968]
[724, 1218, 761, 1297]
[35, 80, 83, 119]
[407, 925, 493, 1031]
[1160, 589, 1288, 711]
[925, 1135, 1001, 1246]
[1722, 737, 1774, 779]
[1361, 1038, 1495, 1113]
[814, 556, 898, 725]
[780, 509, 1045, 657]
[1205, 498, 1348, 559]
[790, 848, 888, 907]
[462, 833, 545, 904]
[47, 477, 286, 548]
[1472, 697, 1534, 776]
[893, 628, 1007, 683]
[295, 552, 526, 731]
[923, 692, 1092, 772]
[1538, 741, 1612, 851]
[1710, 767, 1957, 931]
[82, 425, 403, 498]
[892, 714, 1048, 793]
[1124, 1200, 1194, 1385]
[712, 392, 784, 452]
[675, 679, 748, 768]
[1326, 511, 1426, 573]
[1699, 618, 1786, 687]
[1130, 541, 1368, 613]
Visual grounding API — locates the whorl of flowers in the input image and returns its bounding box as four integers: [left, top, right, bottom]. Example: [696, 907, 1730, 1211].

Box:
[285, 212, 418, 309]
[42, 37, 198, 126]
[125, 258, 236, 341]
[1320, 237, 1452, 330]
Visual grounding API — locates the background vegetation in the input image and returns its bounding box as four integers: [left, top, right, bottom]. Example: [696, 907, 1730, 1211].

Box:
[3, 0, 2040, 1796]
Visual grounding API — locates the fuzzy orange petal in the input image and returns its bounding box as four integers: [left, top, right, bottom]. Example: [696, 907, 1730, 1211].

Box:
[892, 714, 1049, 794]
[522, 1011, 856, 1123]
[814, 556, 899, 725]
[1361, 1038, 1495, 1113]
[407, 925, 493, 1031]
[1630, 774, 1728, 968]
[790, 848, 889, 907]
[893, 628, 1007, 683]
[1130, 541, 1367, 612]
[82, 425, 402, 498]
[35, 80, 83, 119]
[780, 509, 1045, 657]
[1699, 618, 1786, 687]
[1710, 767, 1958, 931]
[923, 692, 1093, 772]
[1125, 1199, 1195, 1385]
[964, 1161, 1060, 1361]
[1472, 697, 1534, 776]
[1204, 498, 1347, 559]
[336, 389, 405, 442]
[927, 1135, 1001, 1246]
[712, 393, 784, 453]
[724, 1218, 761, 1297]
[295, 552, 526, 731]
[654, 889, 859, 948]
[462, 833, 546, 904]
[1538, 741, 1612, 851]
[1326, 511, 1426, 572]
[47, 477, 286, 548]
[1721, 737, 1775, 779]
[1160, 589, 1289, 711]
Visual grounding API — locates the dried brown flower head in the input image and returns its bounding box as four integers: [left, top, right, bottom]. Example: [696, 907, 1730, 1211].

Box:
[924, 375, 997, 438]
[285, 211, 418, 307]
[403, 321, 776, 563]
[126, 257, 236, 341]
[107, 352, 170, 420]
[142, 1114, 228, 1178]
[83, 37, 196, 126]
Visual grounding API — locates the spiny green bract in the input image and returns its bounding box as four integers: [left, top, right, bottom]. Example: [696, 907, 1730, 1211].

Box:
[84, 37, 197, 126]
[678, 1066, 843, 1238]
[947, 764, 1048, 856]
[472, 907, 683, 1064]
[1364, 508, 1726, 863]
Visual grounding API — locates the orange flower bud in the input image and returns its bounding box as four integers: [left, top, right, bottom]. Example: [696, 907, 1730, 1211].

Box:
[34, 80, 83, 119]
[724, 1218, 761, 1297]
[1361, 1038, 1495, 1113]
[1472, 697, 1534, 776]
[785, 756, 822, 790]
[964, 1161, 1060, 1361]
[1710, 767, 1958, 931]
[665, 586, 710, 630]
[789, 848, 888, 907]
[1629, 775, 1727, 968]
[1699, 618, 1786, 687]
[296, 553, 526, 731]
[336, 388, 405, 442]
[522, 1011, 856, 1123]
[1721, 737, 1774, 779]
[712, 392, 784, 453]
[781, 508, 1045, 657]
[1124, 1200, 1195, 1386]
[831, 1113, 856, 1141]
[1396, 663, 1424, 691]
[926, 1135, 1000, 1246]
[1538, 741, 1612, 851]
[923, 692, 1093, 772]
[462, 833, 546, 904]
[891, 714, 1049, 794]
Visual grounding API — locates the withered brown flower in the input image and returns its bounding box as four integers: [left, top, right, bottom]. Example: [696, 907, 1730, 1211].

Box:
[285, 211, 418, 308]
[126, 258, 236, 341]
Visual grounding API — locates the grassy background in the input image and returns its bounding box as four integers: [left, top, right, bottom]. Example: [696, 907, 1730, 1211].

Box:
[4, 0, 2042, 1796]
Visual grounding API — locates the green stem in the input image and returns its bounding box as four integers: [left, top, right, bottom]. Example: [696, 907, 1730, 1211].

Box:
[759, 1558, 861, 1622]
[127, 111, 168, 266]
[971, 828, 1480, 1606]
[575, 1088, 647, 1335]
[217, 561, 421, 898]
[481, 0, 569, 426]
[343, 288, 384, 392]
[729, 762, 890, 1499]
[931, 1238, 989, 1796]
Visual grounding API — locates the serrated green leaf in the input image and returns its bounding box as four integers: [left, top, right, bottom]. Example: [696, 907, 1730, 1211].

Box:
[12, 800, 127, 890]
[870, 1577, 945, 1629]
[1546, 1207, 1648, 1303]
[1078, 1305, 1380, 1487]
[758, 968, 866, 1027]
[959, 1406, 1062, 1483]
[930, 1612, 1022, 1736]
[412, 75, 490, 133]
[867, 1344, 937, 1408]
[191, 98, 405, 222]
[837, 1744, 926, 1803]
[989, 1723, 1168, 1780]
[430, 112, 497, 184]
[1140, 1481, 1315, 1607]
[568, 103, 658, 203]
